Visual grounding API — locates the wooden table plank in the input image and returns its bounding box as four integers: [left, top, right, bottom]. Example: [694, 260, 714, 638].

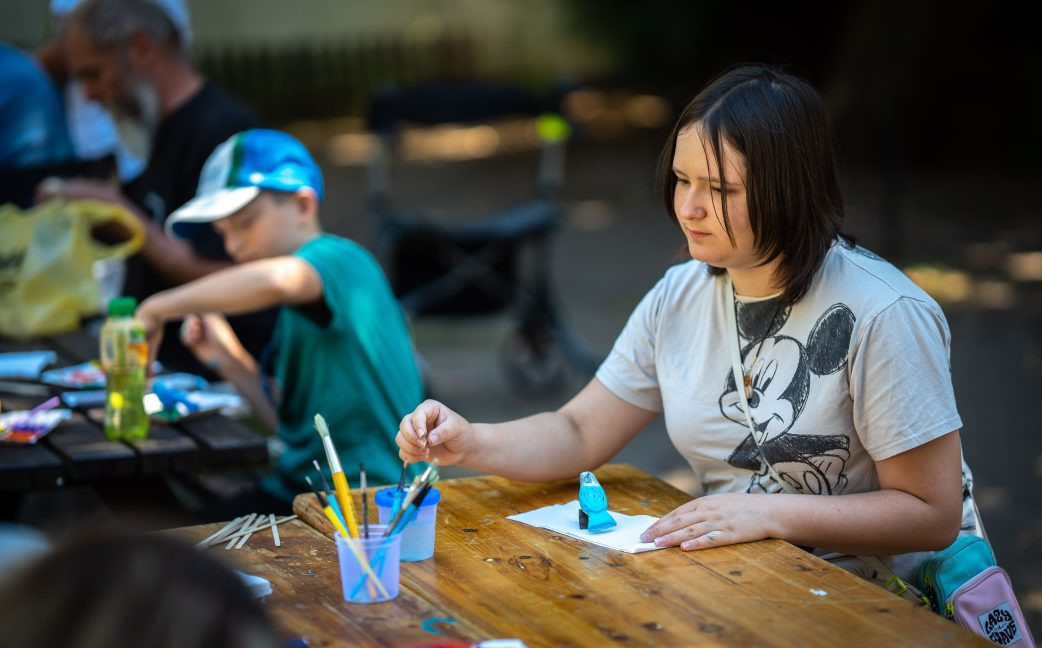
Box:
[46, 327, 102, 363]
[43, 415, 136, 481]
[70, 409, 203, 477]
[168, 519, 490, 647]
[176, 413, 268, 469]
[127, 422, 200, 475]
[0, 443, 64, 491]
[0, 379, 55, 398]
[293, 464, 988, 647]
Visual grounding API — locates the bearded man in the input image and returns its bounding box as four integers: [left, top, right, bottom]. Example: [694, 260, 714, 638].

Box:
[40, 0, 274, 375]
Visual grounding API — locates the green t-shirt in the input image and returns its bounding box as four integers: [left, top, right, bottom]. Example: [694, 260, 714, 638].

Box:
[261, 234, 423, 502]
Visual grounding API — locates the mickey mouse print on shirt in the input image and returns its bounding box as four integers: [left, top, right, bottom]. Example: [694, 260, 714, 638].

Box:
[719, 299, 856, 495]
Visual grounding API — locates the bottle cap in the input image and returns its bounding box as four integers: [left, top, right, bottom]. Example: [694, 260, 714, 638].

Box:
[107, 296, 138, 317]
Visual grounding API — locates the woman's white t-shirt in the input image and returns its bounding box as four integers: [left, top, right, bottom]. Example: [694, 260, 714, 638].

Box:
[596, 240, 975, 579]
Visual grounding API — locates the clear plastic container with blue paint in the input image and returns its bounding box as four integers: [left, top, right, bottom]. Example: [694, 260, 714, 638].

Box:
[336, 524, 400, 603]
[375, 485, 441, 561]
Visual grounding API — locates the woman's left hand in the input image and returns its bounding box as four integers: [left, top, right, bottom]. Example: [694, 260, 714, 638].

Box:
[639, 493, 776, 550]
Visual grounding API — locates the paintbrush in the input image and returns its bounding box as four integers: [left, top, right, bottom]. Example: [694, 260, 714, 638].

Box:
[313, 459, 346, 528]
[391, 462, 408, 520]
[314, 414, 360, 538]
[306, 475, 348, 538]
[360, 463, 369, 540]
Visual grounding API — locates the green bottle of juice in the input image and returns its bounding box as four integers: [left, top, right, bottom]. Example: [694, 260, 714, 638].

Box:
[100, 296, 149, 440]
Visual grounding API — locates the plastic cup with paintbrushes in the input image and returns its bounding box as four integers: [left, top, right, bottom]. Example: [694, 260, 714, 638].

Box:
[339, 523, 401, 603]
[350, 462, 439, 598]
[383, 461, 439, 533]
[306, 476, 387, 600]
[350, 481, 436, 600]
[359, 469, 425, 580]
[376, 481, 441, 561]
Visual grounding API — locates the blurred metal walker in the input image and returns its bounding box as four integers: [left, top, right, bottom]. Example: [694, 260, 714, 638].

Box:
[366, 83, 599, 394]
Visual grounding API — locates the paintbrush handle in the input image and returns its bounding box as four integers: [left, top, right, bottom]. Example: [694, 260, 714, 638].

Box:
[390, 502, 420, 536]
[29, 396, 60, 414]
[349, 537, 394, 599]
[331, 471, 360, 539]
[362, 492, 369, 540]
[322, 506, 349, 538]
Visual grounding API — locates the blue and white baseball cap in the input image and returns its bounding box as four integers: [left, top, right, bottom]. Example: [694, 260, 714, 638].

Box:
[166, 129, 324, 239]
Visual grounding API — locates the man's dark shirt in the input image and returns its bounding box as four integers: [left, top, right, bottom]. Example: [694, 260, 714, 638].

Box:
[122, 82, 277, 376]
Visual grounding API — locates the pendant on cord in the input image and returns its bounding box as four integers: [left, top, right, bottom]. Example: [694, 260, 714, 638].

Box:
[743, 370, 753, 401]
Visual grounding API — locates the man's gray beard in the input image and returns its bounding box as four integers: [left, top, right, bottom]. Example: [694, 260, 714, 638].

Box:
[111, 79, 160, 161]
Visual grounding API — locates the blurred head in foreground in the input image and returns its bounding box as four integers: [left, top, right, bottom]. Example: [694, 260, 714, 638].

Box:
[0, 530, 281, 648]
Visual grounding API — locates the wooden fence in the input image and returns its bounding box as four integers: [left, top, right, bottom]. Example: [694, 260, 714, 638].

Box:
[195, 31, 477, 124]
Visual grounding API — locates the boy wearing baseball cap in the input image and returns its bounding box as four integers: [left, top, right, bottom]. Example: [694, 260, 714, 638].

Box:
[137, 129, 423, 510]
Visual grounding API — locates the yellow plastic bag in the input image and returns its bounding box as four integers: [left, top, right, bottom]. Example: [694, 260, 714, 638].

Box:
[0, 199, 143, 338]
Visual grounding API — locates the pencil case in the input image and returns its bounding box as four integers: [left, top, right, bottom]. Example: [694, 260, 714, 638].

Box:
[949, 566, 1034, 646]
[919, 535, 1035, 646]
[919, 535, 995, 615]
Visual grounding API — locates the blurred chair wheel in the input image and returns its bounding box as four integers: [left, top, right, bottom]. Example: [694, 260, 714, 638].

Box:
[499, 326, 568, 396]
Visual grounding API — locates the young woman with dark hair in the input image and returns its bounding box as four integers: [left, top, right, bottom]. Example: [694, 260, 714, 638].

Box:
[395, 64, 977, 586]
[656, 64, 850, 306]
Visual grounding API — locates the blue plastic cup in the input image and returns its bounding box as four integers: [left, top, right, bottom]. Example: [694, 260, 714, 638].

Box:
[375, 486, 441, 561]
[335, 524, 400, 603]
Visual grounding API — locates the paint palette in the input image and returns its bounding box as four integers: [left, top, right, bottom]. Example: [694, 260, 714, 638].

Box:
[0, 408, 72, 444]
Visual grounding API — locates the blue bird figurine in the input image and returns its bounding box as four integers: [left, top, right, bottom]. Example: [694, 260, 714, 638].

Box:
[578, 471, 616, 533]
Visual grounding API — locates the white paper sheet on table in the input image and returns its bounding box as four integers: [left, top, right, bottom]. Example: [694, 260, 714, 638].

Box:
[507, 500, 664, 553]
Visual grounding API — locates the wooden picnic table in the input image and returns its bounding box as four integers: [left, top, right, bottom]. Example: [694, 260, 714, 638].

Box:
[170, 464, 988, 647]
[0, 326, 268, 493]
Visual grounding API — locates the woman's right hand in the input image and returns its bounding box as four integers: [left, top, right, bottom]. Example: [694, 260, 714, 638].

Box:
[397, 399, 474, 466]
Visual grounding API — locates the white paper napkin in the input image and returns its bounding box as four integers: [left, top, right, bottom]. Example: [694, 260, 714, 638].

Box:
[236, 570, 272, 598]
[507, 500, 663, 553]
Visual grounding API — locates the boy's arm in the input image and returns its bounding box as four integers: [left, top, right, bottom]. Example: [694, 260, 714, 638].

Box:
[137, 256, 325, 325]
[140, 217, 233, 285]
[184, 315, 279, 435]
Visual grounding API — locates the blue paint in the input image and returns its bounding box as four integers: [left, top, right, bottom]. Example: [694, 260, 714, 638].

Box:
[421, 617, 458, 635]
